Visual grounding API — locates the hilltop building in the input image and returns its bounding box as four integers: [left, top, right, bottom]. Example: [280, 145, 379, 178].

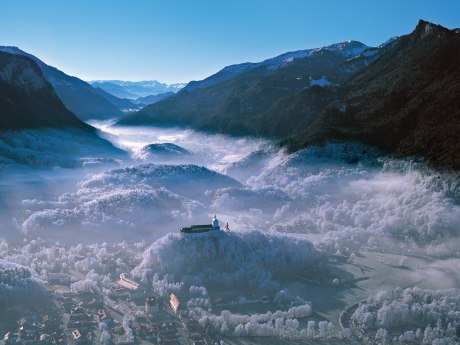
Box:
[180, 215, 229, 237]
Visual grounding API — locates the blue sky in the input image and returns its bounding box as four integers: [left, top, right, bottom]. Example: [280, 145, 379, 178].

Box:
[1, 0, 459, 83]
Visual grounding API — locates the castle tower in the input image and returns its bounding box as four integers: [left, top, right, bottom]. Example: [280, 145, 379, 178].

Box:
[212, 214, 219, 228]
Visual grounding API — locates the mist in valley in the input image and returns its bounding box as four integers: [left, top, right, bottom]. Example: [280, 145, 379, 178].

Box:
[0, 122, 459, 344]
[1, 1, 459, 342]
[4, 122, 459, 258]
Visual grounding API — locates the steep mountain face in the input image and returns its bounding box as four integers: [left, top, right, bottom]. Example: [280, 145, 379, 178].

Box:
[0, 51, 125, 167]
[286, 20, 460, 169]
[0, 51, 88, 130]
[90, 80, 186, 99]
[0, 47, 127, 120]
[119, 20, 460, 169]
[118, 41, 376, 134]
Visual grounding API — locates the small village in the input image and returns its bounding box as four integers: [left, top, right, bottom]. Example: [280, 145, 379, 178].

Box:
[0, 216, 248, 345]
[1, 267, 218, 345]
[0, 217, 357, 345]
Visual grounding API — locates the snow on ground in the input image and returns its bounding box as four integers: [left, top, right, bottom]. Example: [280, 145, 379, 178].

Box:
[0, 258, 46, 307]
[352, 287, 460, 344]
[134, 230, 322, 290]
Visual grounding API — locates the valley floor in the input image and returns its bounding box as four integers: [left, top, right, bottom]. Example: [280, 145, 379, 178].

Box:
[0, 121, 458, 344]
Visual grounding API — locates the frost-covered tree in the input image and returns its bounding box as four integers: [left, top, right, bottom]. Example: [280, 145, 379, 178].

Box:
[353, 287, 460, 344]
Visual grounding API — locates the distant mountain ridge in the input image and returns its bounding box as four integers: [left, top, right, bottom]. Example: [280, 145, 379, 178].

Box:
[90, 80, 186, 99]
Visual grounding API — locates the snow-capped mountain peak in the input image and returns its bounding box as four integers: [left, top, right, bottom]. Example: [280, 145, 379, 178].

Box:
[89, 80, 186, 98]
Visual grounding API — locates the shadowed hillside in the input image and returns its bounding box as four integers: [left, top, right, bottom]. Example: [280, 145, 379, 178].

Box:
[285, 20, 460, 169]
[0, 51, 88, 130]
[118, 20, 460, 169]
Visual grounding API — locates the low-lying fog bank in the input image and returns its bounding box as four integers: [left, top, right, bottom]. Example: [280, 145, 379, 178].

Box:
[1, 124, 457, 261]
[0, 127, 125, 169]
[0, 123, 459, 343]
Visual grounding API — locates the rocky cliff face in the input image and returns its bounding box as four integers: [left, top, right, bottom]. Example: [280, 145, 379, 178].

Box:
[0, 51, 88, 130]
[0, 46, 125, 120]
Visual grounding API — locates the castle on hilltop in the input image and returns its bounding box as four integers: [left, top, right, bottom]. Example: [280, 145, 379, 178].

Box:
[180, 215, 229, 237]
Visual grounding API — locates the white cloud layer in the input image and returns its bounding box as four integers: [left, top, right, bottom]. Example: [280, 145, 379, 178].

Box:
[1, 124, 458, 260]
[0, 128, 124, 168]
[21, 164, 240, 239]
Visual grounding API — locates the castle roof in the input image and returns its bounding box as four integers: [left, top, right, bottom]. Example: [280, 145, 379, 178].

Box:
[180, 215, 221, 233]
[180, 224, 215, 233]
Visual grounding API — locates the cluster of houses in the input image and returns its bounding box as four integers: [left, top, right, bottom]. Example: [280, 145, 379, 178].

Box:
[3, 314, 65, 345]
[1, 238, 221, 345]
[57, 291, 108, 344]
